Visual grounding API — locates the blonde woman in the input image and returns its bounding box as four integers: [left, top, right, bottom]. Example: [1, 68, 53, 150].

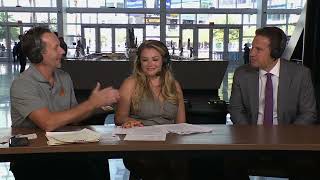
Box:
[115, 40, 187, 180]
[116, 40, 185, 128]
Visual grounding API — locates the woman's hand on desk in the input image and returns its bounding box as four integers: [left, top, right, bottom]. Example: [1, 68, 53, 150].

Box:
[122, 120, 144, 128]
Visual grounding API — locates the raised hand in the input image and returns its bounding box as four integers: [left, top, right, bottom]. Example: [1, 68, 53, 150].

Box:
[88, 82, 120, 108]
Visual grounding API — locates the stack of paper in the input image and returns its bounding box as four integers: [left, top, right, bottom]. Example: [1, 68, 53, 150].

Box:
[112, 126, 167, 135]
[113, 126, 167, 141]
[124, 126, 167, 141]
[158, 123, 213, 135]
[112, 123, 213, 141]
[46, 128, 100, 146]
[124, 133, 167, 141]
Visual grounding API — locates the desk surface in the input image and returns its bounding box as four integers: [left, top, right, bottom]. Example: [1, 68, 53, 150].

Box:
[1, 125, 320, 155]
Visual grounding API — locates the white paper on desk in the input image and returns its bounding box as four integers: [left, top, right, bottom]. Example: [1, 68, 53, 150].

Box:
[158, 123, 213, 135]
[124, 133, 166, 141]
[0, 136, 11, 144]
[112, 126, 131, 135]
[46, 136, 72, 146]
[100, 133, 120, 141]
[112, 126, 167, 135]
[112, 123, 212, 141]
[113, 126, 167, 141]
[46, 128, 100, 145]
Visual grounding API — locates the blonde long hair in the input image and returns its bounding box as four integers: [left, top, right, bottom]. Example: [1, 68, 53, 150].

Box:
[131, 40, 178, 112]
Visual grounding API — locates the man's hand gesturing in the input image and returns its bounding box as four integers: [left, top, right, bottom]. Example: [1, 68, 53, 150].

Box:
[88, 82, 120, 109]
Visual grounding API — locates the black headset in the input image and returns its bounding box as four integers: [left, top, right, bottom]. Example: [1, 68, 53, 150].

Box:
[157, 40, 171, 66]
[137, 40, 171, 67]
[29, 35, 43, 64]
[270, 27, 287, 59]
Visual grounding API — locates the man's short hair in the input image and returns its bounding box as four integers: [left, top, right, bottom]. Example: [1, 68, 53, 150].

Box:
[22, 26, 51, 63]
[255, 27, 287, 59]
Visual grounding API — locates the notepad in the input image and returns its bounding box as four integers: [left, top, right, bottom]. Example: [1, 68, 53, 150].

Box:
[112, 123, 213, 141]
[112, 126, 167, 135]
[124, 133, 166, 141]
[46, 128, 100, 146]
[112, 123, 213, 135]
[158, 123, 213, 135]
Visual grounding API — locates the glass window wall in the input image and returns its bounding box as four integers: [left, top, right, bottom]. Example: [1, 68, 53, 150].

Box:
[208, 14, 226, 24]
[180, 14, 196, 24]
[8, 12, 33, 23]
[82, 13, 98, 24]
[0, 12, 6, 23]
[182, 0, 200, 8]
[87, 0, 106, 7]
[98, 13, 125, 24]
[197, 14, 212, 24]
[35, 0, 56, 7]
[3, 0, 55, 7]
[66, 25, 81, 36]
[267, 14, 286, 24]
[168, 0, 256, 8]
[68, 0, 87, 7]
[127, 0, 143, 8]
[267, 13, 301, 36]
[268, 0, 306, 9]
[146, 25, 160, 39]
[146, 0, 159, 8]
[0, 0, 305, 60]
[67, 0, 159, 8]
[49, 13, 57, 23]
[220, 0, 236, 8]
[243, 14, 256, 24]
[129, 14, 145, 24]
[67, 13, 81, 24]
[166, 25, 179, 37]
[35, 13, 49, 23]
[228, 14, 242, 24]
[3, 1, 17, 7]
[146, 14, 160, 24]
[167, 14, 179, 25]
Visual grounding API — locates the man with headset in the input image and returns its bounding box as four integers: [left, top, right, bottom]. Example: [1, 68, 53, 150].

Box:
[228, 27, 317, 179]
[10, 26, 119, 179]
[229, 26, 316, 125]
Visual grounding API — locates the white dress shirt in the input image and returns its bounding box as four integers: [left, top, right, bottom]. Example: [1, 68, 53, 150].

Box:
[257, 59, 280, 125]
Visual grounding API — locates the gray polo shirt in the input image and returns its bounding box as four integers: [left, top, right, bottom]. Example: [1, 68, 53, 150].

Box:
[10, 64, 78, 128]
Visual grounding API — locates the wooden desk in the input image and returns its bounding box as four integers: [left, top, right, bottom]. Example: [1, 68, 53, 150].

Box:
[1, 125, 320, 161]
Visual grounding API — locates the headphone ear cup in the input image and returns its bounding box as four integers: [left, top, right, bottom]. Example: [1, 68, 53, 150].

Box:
[161, 43, 170, 66]
[30, 47, 43, 63]
[166, 55, 171, 66]
[271, 28, 287, 60]
[271, 48, 280, 59]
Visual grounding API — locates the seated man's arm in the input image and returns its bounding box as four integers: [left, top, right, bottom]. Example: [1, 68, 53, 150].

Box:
[229, 69, 250, 125]
[12, 80, 119, 131]
[175, 81, 186, 124]
[29, 100, 96, 131]
[295, 68, 317, 124]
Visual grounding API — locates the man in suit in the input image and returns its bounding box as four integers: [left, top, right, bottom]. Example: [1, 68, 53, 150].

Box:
[227, 27, 318, 180]
[229, 26, 317, 125]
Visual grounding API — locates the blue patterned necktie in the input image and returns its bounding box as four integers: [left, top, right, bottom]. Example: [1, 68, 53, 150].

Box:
[264, 73, 273, 126]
